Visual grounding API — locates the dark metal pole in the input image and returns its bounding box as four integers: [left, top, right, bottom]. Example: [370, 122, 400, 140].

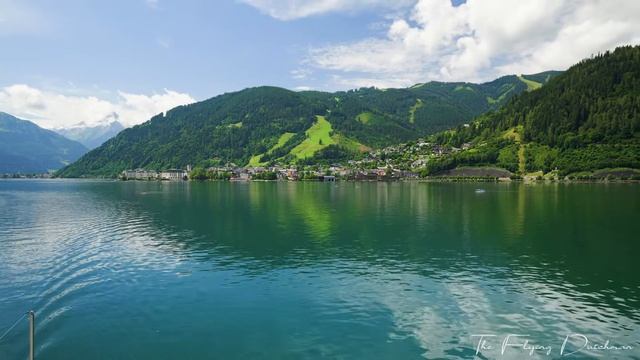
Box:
[28, 311, 34, 360]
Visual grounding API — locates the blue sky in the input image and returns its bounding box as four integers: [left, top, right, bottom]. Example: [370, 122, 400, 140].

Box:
[1, 0, 400, 98]
[1, 0, 638, 128]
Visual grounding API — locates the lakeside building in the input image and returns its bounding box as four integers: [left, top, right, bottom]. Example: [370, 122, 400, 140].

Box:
[1, 172, 54, 179]
[121, 163, 416, 182]
[122, 168, 188, 181]
[122, 169, 158, 180]
[160, 169, 188, 181]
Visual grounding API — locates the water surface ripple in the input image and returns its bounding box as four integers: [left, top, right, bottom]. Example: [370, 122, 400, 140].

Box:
[0, 180, 638, 359]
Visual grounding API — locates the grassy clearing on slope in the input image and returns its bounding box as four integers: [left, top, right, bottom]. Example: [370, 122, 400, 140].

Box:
[502, 126, 526, 173]
[247, 154, 264, 167]
[409, 99, 423, 124]
[355, 111, 385, 125]
[356, 112, 373, 124]
[248, 132, 296, 166]
[487, 84, 516, 104]
[331, 133, 370, 152]
[454, 85, 474, 92]
[517, 145, 526, 174]
[290, 116, 335, 159]
[518, 75, 542, 91]
[502, 126, 523, 142]
[274, 132, 295, 149]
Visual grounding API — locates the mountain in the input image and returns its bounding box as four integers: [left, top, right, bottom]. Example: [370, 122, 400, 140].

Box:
[424, 46, 640, 176]
[56, 120, 125, 149]
[0, 112, 88, 173]
[57, 72, 559, 177]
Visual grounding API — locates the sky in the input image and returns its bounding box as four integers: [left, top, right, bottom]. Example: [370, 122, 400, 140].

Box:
[1, 0, 639, 129]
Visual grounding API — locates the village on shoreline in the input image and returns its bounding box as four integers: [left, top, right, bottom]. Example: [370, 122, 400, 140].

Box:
[118, 138, 640, 183]
[3, 139, 638, 183]
[117, 164, 640, 183]
[121, 164, 417, 182]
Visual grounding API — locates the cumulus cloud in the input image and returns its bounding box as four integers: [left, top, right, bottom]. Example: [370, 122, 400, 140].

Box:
[240, 0, 415, 20]
[0, 84, 195, 129]
[306, 0, 640, 88]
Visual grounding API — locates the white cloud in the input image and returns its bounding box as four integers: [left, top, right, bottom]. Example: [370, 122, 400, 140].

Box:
[0, 84, 195, 129]
[240, 0, 415, 20]
[306, 0, 640, 88]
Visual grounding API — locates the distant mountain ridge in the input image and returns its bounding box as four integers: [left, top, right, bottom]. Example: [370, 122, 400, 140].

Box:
[0, 112, 88, 173]
[56, 120, 124, 149]
[57, 71, 560, 177]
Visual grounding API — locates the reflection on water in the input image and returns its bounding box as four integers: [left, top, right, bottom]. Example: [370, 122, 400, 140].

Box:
[0, 180, 639, 359]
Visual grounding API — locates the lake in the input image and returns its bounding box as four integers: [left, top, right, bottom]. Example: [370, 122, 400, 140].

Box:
[0, 180, 639, 359]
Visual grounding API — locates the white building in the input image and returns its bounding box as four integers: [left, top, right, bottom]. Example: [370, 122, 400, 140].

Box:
[122, 169, 158, 180]
[159, 169, 188, 181]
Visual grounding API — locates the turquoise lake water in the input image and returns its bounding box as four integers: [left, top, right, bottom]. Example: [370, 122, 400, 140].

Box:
[0, 180, 639, 359]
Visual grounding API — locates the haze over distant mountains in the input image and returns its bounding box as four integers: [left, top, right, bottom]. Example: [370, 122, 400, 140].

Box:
[56, 119, 125, 149]
[0, 112, 88, 173]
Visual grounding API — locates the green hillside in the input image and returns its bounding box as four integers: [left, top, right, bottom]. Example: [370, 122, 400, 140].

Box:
[57, 72, 559, 177]
[0, 112, 88, 173]
[426, 46, 640, 176]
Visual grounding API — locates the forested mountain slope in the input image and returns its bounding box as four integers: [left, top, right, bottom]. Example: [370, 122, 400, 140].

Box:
[59, 72, 558, 177]
[426, 46, 640, 176]
[57, 72, 559, 177]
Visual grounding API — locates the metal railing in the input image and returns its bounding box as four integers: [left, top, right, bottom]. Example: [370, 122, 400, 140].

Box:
[0, 310, 35, 360]
[28, 311, 35, 360]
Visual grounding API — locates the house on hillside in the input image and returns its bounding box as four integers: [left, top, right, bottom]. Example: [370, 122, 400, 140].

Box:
[432, 145, 450, 156]
[412, 158, 428, 168]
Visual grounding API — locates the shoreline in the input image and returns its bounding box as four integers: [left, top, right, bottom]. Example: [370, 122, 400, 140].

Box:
[3, 177, 638, 184]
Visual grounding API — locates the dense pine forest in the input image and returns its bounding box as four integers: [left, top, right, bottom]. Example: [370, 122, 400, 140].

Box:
[425, 46, 640, 176]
